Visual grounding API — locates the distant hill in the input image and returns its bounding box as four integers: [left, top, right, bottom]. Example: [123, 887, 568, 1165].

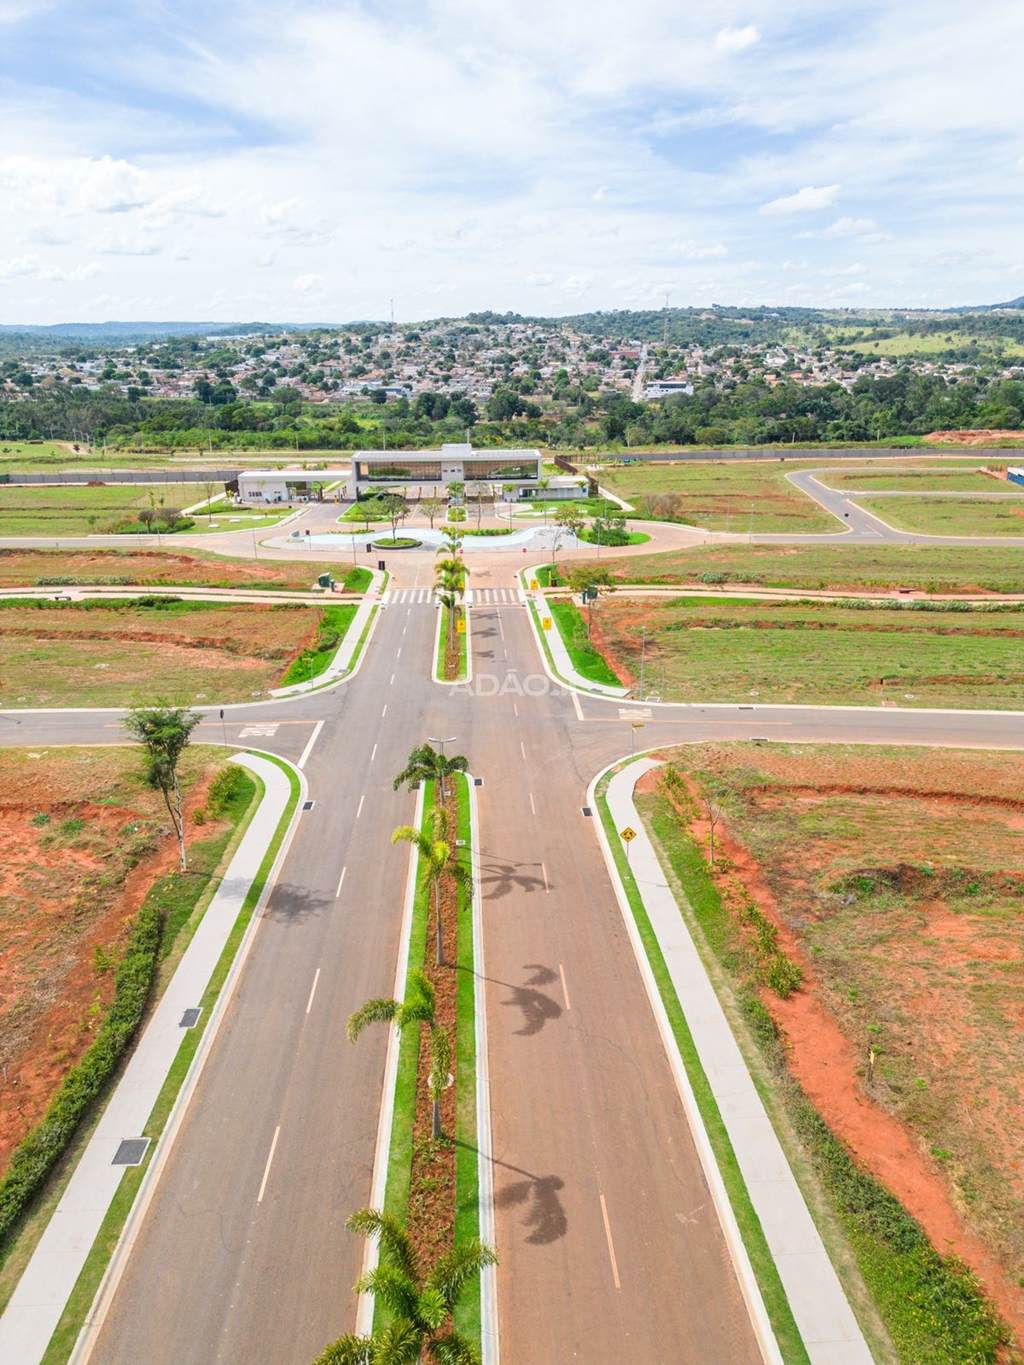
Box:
[0, 321, 283, 340]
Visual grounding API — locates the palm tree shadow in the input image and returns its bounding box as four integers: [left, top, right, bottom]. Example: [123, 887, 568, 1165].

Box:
[262, 882, 330, 924]
[456, 1141, 568, 1246]
[495, 963, 561, 1036]
[479, 854, 547, 900]
[494, 1175, 568, 1244]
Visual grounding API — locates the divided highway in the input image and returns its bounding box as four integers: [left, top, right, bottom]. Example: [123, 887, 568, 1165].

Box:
[3, 573, 1023, 1364]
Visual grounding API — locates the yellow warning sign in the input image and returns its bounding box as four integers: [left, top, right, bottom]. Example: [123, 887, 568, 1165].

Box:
[620, 827, 637, 842]
[542, 617, 552, 630]
[530, 578, 539, 590]
[457, 618, 466, 634]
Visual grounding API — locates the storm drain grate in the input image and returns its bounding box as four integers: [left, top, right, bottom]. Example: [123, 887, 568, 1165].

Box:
[302, 800, 315, 811]
[474, 778, 483, 787]
[581, 807, 593, 818]
[179, 1007, 202, 1029]
[112, 1138, 150, 1167]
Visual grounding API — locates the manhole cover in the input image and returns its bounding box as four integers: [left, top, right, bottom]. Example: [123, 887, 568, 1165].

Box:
[474, 777, 483, 787]
[112, 1138, 150, 1167]
[581, 807, 593, 818]
[179, 1008, 202, 1028]
[302, 800, 315, 811]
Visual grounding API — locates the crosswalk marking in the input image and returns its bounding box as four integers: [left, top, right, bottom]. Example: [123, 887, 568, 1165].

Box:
[239, 722, 280, 737]
[383, 586, 521, 605]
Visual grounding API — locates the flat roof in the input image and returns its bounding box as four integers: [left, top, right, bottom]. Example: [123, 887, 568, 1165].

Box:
[353, 447, 540, 461]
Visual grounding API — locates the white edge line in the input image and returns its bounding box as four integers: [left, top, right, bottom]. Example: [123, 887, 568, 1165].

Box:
[586, 758, 784, 1365]
[297, 719, 324, 770]
[468, 770, 500, 1365]
[257, 1126, 281, 1203]
[599, 1192, 621, 1291]
[305, 968, 321, 1015]
[558, 962, 570, 1010]
[71, 752, 308, 1365]
[354, 783, 424, 1336]
[336, 866, 347, 897]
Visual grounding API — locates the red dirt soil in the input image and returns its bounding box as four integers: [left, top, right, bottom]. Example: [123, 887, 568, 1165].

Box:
[0, 761, 218, 1175]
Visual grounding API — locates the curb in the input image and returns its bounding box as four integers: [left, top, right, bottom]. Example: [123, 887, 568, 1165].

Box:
[432, 601, 473, 687]
[467, 772, 499, 1365]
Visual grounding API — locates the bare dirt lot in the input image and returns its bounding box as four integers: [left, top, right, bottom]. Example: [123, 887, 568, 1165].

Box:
[0, 746, 228, 1173]
[0, 598, 324, 706]
[656, 743, 1024, 1338]
[0, 547, 338, 590]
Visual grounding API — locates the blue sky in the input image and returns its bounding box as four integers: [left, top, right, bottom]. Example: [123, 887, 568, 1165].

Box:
[1, 0, 1022, 323]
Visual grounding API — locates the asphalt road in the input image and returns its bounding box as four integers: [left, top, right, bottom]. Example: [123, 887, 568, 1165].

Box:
[4, 575, 1024, 1364]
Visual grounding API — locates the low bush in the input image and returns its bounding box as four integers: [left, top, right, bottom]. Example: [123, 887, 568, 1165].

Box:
[0, 894, 162, 1249]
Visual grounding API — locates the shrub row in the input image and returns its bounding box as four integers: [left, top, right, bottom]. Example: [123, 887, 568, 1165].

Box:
[0, 893, 163, 1250]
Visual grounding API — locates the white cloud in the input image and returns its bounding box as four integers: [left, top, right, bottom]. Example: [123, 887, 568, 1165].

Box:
[560, 273, 592, 292]
[669, 239, 727, 259]
[39, 263, 100, 282]
[0, 253, 40, 278]
[592, 185, 609, 201]
[715, 25, 760, 54]
[95, 233, 161, 256]
[759, 185, 839, 215]
[293, 272, 321, 293]
[525, 272, 554, 286]
[797, 216, 892, 243]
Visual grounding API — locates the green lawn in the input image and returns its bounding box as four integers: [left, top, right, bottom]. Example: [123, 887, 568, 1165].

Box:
[817, 468, 1002, 493]
[0, 483, 198, 535]
[595, 597, 1024, 708]
[597, 459, 837, 532]
[279, 604, 358, 684]
[549, 600, 623, 687]
[856, 496, 1024, 537]
[590, 542, 1024, 594]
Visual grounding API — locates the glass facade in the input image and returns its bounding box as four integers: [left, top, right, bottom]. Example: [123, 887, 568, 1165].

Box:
[356, 461, 442, 481]
[460, 461, 538, 480]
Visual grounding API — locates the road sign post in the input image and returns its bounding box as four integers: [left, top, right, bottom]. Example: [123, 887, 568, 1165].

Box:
[620, 825, 637, 862]
[631, 721, 644, 758]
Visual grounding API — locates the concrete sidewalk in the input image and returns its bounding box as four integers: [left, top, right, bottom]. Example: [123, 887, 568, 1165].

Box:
[270, 569, 384, 696]
[602, 760, 873, 1365]
[0, 753, 297, 1365]
[520, 566, 628, 697]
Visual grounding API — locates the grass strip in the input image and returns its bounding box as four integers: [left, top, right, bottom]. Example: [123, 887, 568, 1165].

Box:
[280, 604, 358, 685]
[36, 755, 300, 1365]
[596, 776, 810, 1365]
[549, 600, 622, 687]
[344, 604, 378, 677]
[435, 605, 468, 682]
[642, 786, 1013, 1365]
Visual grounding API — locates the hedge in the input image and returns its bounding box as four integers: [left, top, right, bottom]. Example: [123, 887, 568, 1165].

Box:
[0, 895, 162, 1249]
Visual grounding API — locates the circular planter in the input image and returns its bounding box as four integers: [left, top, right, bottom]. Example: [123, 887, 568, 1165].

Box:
[372, 536, 422, 549]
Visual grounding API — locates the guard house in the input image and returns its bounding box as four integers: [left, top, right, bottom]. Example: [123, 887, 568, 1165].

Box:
[346, 443, 581, 501]
[237, 470, 339, 504]
[1007, 466, 1024, 489]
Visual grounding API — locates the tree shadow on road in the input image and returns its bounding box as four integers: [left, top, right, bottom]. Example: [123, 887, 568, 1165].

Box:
[457, 1141, 568, 1245]
[479, 853, 547, 900]
[491, 963, 562, 1036]
[262, 881, 331, 924]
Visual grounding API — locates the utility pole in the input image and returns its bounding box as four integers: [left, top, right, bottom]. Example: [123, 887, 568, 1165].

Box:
[639, 624, 647, 699]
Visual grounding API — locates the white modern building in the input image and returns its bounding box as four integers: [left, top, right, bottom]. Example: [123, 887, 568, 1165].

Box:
[236, 470, 346, 503]
[644, 379, 695, 399]
[346, 443, 584, 501]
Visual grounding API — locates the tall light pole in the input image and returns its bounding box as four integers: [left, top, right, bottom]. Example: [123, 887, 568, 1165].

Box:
[639, 624, 647, 699]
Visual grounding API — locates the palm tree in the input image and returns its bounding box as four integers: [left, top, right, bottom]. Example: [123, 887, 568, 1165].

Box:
[312, 1209, 498, 1365]
[392, 808, 471, 968]
[434, 554, 466, 654]
[348, 969, 451, 1139]
[392, 743, 468, 798]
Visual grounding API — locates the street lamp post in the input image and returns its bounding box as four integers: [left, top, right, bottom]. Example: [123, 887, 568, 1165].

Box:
[639, 624, 647, 699]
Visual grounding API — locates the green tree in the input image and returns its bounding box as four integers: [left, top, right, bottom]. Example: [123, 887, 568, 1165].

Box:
[392, 808, 470, 968]
[420, 496, 443, 528]
[381, 492, 408, 541]
[312, 1210, 497, 1365]
[392, 743, 468, 799]
[434, 547, 467, 654]
[348, 969, 451, 1139]
[563, 564, 614, 639]
[123, 704, 201, 871]
[554, 503, 585, 540]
